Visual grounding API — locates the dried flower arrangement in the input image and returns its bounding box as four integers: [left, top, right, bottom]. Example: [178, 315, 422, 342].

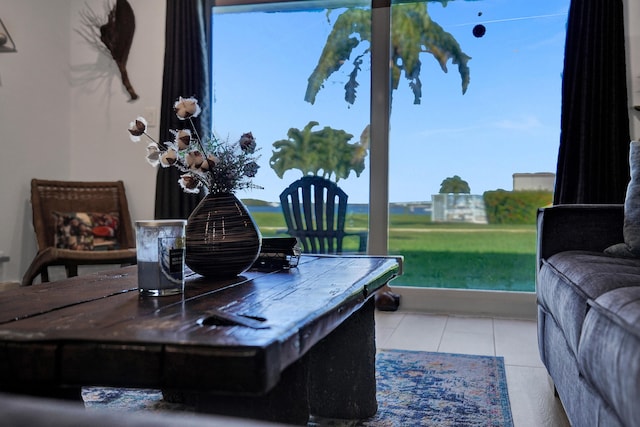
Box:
[128, 96, 260, 195]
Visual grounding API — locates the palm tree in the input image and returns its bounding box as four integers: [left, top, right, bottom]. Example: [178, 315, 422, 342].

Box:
[270, 121, 369, 181]
[305, 2, 470, 106]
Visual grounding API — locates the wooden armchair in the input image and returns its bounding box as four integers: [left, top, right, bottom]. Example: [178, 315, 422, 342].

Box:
[279, 176, 367, 254]
[21, 179, 137, 286]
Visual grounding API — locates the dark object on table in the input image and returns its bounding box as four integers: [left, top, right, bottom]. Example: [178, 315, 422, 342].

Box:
[186, 193, 261, 278]
[252, 237, 301, 271]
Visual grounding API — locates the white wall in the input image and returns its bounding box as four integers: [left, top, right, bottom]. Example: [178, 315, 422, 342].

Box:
[0, 0, 72, 283]
[68, 0, 163, 221]
[0, 0, 165, 283]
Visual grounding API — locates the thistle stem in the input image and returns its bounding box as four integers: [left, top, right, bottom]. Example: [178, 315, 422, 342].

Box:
[188, 117, 209, 155]
[142, 131, 160, 147]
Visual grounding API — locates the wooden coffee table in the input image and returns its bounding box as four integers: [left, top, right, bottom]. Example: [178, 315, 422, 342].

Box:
[0, 255, 401, 425]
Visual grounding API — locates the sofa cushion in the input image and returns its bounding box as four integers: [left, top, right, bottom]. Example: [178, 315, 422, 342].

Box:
[537, 250, 640, 358]
[605, 140, 640, 257]
[578, 286, 640, 426]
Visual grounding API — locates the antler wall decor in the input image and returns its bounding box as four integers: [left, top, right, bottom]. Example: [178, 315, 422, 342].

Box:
[77, 0, 138, 101]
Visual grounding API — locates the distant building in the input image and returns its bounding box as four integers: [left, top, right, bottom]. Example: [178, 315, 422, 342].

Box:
[512, 172, 555, 191]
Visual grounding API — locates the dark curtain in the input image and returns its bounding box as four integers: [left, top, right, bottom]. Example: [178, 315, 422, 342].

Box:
[553, 0, 630, 205]
[155, 0, 210, 219]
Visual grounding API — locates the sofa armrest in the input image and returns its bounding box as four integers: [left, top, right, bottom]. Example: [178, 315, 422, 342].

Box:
[536, 204, 624, 267]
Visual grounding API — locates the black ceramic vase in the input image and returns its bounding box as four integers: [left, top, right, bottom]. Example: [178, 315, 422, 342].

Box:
[185, 192, 262, 277]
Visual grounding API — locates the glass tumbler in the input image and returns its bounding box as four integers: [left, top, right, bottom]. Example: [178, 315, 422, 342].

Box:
[135, 219, 187, 296]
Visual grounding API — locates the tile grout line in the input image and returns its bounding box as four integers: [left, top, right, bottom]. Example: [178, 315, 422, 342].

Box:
[436, 315, 450, 352]
[491, 317, 497, 357]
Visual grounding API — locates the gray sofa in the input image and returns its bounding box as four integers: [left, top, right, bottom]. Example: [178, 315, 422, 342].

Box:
[536, 204, 640, 427]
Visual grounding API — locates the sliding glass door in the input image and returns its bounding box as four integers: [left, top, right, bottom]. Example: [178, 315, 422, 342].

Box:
[210, 0, 569, 292]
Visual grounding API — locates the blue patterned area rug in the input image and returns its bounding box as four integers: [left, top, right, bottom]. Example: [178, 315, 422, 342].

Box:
[357, 350, 513, 426]
[83, 349, 513, 426]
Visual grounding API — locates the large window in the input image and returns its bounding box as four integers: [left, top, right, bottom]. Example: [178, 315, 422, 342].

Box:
[210, 0, 569, 292]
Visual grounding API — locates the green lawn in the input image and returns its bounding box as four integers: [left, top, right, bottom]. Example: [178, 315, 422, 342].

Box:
[250, 211, 537, 292]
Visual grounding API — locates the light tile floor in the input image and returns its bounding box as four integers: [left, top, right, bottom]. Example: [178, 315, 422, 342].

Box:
[375, 311, 571, 427]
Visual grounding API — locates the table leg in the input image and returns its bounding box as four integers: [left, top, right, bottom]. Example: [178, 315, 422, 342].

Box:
[307, 298, 378, 420]
[0, 385, 83, 402]
[163, 358, 310, 425]
[163, 299, 377, 425]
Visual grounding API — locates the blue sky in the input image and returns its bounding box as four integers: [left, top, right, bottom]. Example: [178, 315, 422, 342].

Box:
[211, 0, 570, 203]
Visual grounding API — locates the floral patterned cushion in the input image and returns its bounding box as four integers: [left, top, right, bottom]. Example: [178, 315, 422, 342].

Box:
[53, 212, 120, 251]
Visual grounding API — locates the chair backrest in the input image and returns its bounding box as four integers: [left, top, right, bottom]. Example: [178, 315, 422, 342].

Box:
[279, 175, 349, 254]
[30, 179, 136, 251]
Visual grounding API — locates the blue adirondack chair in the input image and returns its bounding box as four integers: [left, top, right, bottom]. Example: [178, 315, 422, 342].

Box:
[279, 176, 367, 254]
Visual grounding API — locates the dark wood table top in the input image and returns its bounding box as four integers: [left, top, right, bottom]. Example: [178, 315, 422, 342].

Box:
[0, 255, 400, 395]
